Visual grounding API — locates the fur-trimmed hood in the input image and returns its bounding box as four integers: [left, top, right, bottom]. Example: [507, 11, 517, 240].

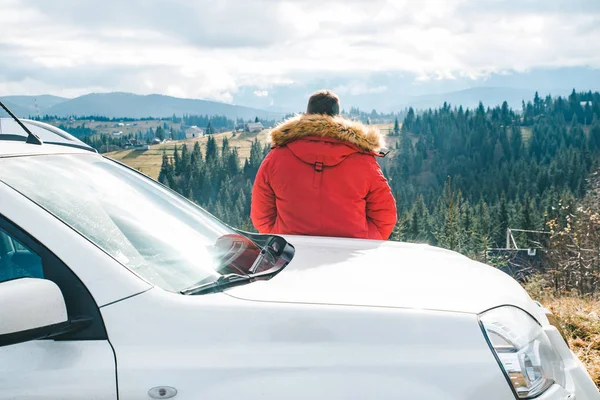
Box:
[269, 114, 384, 153]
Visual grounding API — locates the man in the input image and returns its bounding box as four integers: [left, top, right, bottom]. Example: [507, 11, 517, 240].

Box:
[251, 90, 397, 240]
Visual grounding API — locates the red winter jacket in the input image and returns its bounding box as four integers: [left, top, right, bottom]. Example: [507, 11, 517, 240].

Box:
[251, 114, 397, 240]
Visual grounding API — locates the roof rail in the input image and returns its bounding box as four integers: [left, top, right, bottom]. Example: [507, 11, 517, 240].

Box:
[0, 117, 97, 153]
[21, 119, 97, 153]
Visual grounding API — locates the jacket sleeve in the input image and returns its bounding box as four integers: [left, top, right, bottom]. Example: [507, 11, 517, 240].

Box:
[251, 153, 277, 233]
[365, 157, 397, 240]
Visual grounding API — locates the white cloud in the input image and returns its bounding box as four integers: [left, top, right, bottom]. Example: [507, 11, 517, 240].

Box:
[254, 90, 269, 97]
[334, 82, 387, 96]
[0, 0, 598, 100]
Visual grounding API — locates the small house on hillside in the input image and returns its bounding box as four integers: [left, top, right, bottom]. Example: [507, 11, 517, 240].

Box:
[186, 126, 204, 139]
[123, 139, 140, 149]
[245, 122, 264, 133]
[133, 144, 149, 151]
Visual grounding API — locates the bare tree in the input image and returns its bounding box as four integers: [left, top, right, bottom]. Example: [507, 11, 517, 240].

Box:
[545, 197, 600, 296]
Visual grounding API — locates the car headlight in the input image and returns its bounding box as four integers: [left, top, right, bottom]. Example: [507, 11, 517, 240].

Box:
[479, 306, 566, 399]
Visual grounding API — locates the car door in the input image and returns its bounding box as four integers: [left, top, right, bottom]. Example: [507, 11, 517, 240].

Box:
[0, 216, 117, 400]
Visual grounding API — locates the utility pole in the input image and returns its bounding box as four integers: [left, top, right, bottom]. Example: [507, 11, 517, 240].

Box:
[34, 98, 39, 119]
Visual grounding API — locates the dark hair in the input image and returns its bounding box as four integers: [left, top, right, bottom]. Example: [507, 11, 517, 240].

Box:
[306, 90, 340, 116]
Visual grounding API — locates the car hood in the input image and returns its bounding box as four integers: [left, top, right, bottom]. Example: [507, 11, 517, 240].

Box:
[226, 236, 542, 317]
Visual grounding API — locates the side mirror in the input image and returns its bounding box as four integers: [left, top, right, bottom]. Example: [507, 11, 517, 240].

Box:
[0, 278, 69, 347]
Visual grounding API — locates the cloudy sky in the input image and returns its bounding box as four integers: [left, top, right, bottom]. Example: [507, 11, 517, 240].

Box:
[1, 0, 599, 109]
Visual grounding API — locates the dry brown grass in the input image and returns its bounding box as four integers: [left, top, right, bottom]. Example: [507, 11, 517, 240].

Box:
[524, 278, 600, 388]
[105, 123, 398, 179]
[545, 296, 600, 389]
[105, 129, 270, 179]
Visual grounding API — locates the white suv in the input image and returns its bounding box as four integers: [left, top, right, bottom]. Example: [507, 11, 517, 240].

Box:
[0, 117, 598, 400]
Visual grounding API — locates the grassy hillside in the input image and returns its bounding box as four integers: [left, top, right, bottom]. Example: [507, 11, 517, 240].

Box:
[106, 129, 270, 179]
[546, 296, 600, 389]
[107, 121, 544, 183]
[106, 123, 395, 179]
[69, 118, 181, 137]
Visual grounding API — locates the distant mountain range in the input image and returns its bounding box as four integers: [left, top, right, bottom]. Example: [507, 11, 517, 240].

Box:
[0, 92, 284, 120]
[2, 67, 598, 118]
[0, 95, 68, 118]
[0, 99, 29, 118]
[233, 67, 600, 113]
[0, 84, 590, 121]
[238, 85, 542, 114]
[397, 87, 536, 110]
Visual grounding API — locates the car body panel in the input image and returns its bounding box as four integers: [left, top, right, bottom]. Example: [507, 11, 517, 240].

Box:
[544, 326, 600, 400]
[225, 236, 547, 321]
[0, 340, 116, 399]
[0, 142, 91, 157]
[101, 288, 515, 400]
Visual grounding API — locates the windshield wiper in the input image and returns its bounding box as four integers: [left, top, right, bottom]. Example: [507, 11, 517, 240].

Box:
[180, 273, 252, 296]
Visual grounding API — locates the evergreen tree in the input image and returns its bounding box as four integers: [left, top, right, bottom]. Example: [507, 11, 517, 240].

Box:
[497, 193, 509, 245]
[510, 125, 523, 160]
[520, 193, 535, 247]
[432, 178, 466, 251]
[244, 138, 263, 180]
[221, 137, 231, 159]
[472, 201, 492, 262]
[191, 142, 202, 166]
[155, 126, 165, 141]
[501, 101, 511, 126]
[227, 148, 240, 176]
[205, 135, 218, 163]
[393, 117, 400, 136]
[402, 107, 415, 133]
[533, 91, 542, 116]
[173, 146, 181, 174]
[158, 152, 175, 188]
[180, 144, 190, 175]
[588, 114, 600, 150]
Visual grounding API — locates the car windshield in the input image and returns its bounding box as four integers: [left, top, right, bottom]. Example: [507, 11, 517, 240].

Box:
[0, 153, 263, 292]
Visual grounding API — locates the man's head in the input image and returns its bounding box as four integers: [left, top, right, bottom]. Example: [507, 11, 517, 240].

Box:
[306, 90, 340, 117]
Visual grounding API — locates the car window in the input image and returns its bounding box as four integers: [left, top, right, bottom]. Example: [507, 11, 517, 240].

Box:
[0, 154, 262, 293]
[0, 227, 44, 283]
